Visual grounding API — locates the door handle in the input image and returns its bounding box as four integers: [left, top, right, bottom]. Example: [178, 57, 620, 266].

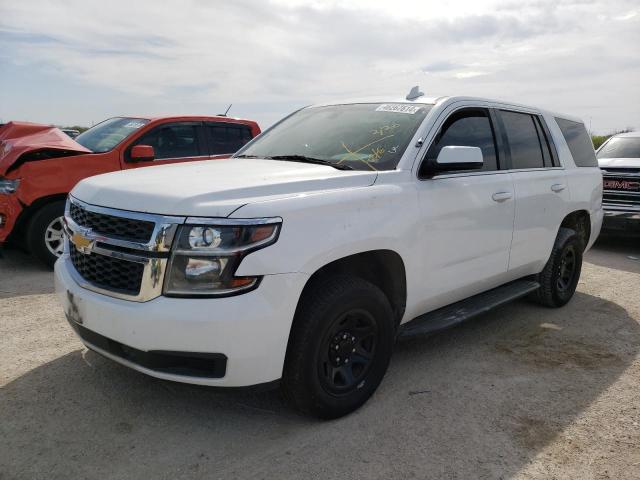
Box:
[492, 191, 513, 202]
[551, 183, 566, 193]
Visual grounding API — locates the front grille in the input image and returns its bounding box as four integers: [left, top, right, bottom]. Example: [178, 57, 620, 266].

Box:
[602, 172, 640, 208]
[70, 244, 144, 296]
[69, 202, 155, 242]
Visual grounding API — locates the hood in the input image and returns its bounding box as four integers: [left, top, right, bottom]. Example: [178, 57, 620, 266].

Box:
[0, 121, 91, 175]
[71, 158, 378, 217]
[598, 157, 640, 169]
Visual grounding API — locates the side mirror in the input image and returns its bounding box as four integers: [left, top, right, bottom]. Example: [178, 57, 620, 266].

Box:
[130, 145, 155, 162]
[435, 146, 483, 171]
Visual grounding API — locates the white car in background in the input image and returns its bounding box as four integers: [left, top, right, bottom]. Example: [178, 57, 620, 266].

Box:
[597, 131, 640, 232]
[55, 90, 603, 418]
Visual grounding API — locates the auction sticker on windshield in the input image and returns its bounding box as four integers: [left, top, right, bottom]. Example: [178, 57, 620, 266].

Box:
[375, 104, 423, 114]
[123, 120, 147, 129]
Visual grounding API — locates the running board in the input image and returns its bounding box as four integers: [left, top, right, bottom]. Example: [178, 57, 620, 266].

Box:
[398, 279, 540, 338]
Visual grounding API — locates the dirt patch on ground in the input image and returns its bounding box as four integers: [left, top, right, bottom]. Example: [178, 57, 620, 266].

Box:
[495, 329, 624, 370]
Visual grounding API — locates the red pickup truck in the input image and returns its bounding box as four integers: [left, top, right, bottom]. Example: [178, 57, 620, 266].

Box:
[0, 115, 260, 267]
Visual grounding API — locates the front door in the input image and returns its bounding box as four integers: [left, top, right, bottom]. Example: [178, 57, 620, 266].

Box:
[122, 121, 207, 169]
[415, 107, 516, 313]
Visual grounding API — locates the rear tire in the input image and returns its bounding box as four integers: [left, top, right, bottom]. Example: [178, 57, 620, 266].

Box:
[532, 227, 583, 308]
[27, 201, 66, 269]
[282, 274, 395, 419]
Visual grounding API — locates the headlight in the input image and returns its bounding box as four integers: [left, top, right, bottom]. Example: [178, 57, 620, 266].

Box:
[164, 219, 281, 297]
[0, 177, 20, 194]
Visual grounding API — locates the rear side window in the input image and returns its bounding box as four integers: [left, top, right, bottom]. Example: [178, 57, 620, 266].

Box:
[424, 108, 498, 173]
[499, 110, 545, 169]
[208, 123, 253, 154]
[555, 118, 597, 167]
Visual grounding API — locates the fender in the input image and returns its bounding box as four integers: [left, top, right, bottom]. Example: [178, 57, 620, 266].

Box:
[231, 180, 419, 278]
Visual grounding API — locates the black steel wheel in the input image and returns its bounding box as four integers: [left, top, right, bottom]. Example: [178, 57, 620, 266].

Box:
[318, 309, 378, 395]
[557, 244, 577, 292]
[533, 227, 583, 308]
[282, 274, 395, 419]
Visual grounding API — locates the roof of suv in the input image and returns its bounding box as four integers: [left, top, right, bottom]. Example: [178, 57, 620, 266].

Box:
[311, 95, 584, 124]
[609, 131, 640, 138]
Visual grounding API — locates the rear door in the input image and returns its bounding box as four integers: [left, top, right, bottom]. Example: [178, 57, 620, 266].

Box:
[414, 106, 516, 312]
[122, 121, 208, 169]
[205, 122, 254, 158]
[495, 109, 569, 274]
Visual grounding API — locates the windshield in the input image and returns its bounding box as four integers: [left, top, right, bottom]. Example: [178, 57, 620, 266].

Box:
[75, 117, 150, 153]
[597, 136, 640, 159]
[236, 103, 432, 171]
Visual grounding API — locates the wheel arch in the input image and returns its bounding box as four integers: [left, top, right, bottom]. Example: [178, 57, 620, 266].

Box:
[10, 193, 68, 244]
[559, 209, 591, 251]
[295, 249, 407, 326]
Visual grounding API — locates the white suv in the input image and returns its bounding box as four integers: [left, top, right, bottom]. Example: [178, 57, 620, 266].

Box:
[55, 91, 603, 418]
[597, 131, 640, 231]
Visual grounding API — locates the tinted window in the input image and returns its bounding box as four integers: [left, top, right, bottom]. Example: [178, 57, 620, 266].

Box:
[555, 117, 597, 167]
[424, 109, 498, 173]
[597, 136, 640, 159]
[535, 116, 561, 167]
[533, 117, 553, 167]
[134, 124, 200, 160]
[208, 123, 253, 154]
[500, 111, 545, 169]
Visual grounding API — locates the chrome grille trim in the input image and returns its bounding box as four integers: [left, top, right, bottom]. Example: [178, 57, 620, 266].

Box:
[67, 197, 184, 252]
[63, 196, 186, 302]
[601, 169, 640, 213]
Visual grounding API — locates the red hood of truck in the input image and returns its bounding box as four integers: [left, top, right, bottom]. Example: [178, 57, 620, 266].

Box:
[0, 121, 91, 175]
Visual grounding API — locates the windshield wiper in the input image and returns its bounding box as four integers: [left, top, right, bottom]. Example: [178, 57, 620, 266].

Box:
[234, 154, 262, 159]
[266, 155, 354, 170]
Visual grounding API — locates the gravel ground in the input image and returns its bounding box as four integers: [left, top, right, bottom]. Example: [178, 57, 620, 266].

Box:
[1, 235, 639, 480]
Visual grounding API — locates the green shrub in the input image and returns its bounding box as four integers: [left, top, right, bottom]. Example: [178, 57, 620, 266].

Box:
[592, 135, 609, 149]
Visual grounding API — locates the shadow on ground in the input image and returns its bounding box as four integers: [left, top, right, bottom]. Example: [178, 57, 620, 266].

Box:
[1, 291, 638, 479]
[586, 233, 640, 274]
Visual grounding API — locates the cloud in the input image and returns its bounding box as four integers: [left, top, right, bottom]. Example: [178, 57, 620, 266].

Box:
[454, 71, 489, 79]
[0, 0, 638, 132]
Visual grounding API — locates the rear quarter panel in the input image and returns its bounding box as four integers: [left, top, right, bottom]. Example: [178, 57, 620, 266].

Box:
[544, 113, 603, 250]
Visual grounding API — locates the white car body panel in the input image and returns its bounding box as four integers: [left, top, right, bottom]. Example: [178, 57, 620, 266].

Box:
[508, 169, 571, 274]
[413, 171, 516, 316]
[598, 157, 640, 169]
[55, 259, 308, 386]
[72, 158, 376, 217]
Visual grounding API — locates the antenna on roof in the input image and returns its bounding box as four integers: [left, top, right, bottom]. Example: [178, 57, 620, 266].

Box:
[406, 86, 424, 101]
[219, 104, 232, 116]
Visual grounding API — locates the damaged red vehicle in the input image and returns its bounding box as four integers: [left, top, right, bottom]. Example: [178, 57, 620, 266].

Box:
[0, 116, 261, 267]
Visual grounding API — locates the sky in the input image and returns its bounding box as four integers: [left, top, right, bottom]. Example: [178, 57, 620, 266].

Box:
[0, 0, 638, 134]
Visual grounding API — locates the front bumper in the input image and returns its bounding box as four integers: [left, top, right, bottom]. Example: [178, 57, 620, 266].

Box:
[602, 204, 640, 231]
[0, 194, 22, 243]
[55, 255, 308, 387]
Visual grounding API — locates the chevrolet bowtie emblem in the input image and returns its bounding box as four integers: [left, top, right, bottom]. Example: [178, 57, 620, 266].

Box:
[71, 231, 94, 253]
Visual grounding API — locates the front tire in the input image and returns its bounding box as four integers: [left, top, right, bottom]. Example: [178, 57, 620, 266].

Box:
[27, 201, 66, 269]
[282, 275, 395, 419]
[532, 227, 583, 308]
